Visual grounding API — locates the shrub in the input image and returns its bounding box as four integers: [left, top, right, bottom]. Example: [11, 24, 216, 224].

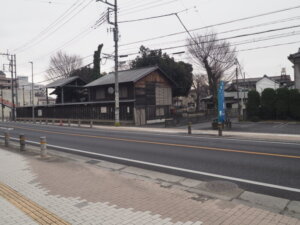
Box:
[246, 90, 260, 121]
[289, 89, 300, 120]
[261, 88, 276, 120]
[275, 88, 289, 120]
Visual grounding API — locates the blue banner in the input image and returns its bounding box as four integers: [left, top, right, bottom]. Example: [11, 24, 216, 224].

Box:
[218, 81, 225, 123]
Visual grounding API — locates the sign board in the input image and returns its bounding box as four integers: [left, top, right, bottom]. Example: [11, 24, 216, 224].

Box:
[218, 81, 225, 123]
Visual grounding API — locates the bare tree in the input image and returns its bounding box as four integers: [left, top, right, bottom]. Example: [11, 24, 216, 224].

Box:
[46, 51, 83, 80]
[192, 74, 209, 112]
[187, 32, 236, 108]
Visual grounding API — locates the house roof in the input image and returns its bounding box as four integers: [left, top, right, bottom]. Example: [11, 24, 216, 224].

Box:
[46, 76, 84, 88]
[233, 75, 291, 84]
[85, 66, 174, 87]
[288, 48, 300, 61]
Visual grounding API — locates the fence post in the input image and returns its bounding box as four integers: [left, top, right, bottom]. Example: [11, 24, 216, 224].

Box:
[19, 134, 26, 151]
[40, 137, 47, 158]
[218, 122, 222, 136]
[188, 122, 192, 135]
[40, 119, 42, 125]
[90, 120, 93, 128]
[4, 132, 10, 147]
[52, 119, 54, 125]
[68, 119, 71, 127]
[78, 120, 81, 127]
[46, 119, 48, 125]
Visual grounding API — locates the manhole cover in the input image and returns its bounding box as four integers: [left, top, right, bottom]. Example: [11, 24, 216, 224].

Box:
[205, 180, 238, 193]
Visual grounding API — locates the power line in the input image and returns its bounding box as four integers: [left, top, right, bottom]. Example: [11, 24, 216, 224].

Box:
[120, 24, 300, 56]
[119, 12, 176, 23]
[118, 40, 300, 65]
[120, 0, 180, 16]
[15, 0, 94, 53]
[14, 0, 84, 52]
[118, 5, 300, 47]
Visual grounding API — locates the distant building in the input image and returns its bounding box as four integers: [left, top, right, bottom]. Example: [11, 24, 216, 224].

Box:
[0, 70, 14, 89]
[288, 48, 300, 90]
[201, 69, 294, 112]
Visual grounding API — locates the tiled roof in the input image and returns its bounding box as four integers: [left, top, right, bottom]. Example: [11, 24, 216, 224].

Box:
[46, 76, 83, 88]
[85, 66, 160, 87]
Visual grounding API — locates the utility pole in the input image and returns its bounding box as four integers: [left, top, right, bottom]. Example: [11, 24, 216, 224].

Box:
[10, 55, 15, 121]
[235, 66, 241, 120]
[0, 52, 15, 121]
[96, 0, 119, 125]
[22, 86, 25, 106]
[0, 86, 3, 122]
[29, 61, 35, 122]
[14, 54, 19, 107]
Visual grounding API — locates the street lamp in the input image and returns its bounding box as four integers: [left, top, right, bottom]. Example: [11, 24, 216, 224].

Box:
[29, 61, 35, 122]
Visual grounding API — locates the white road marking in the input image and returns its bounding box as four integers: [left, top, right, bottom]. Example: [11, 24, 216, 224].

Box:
[5, 135, 299, 194]
[0, 127, 14, 131]
[5, 121, 300, 146]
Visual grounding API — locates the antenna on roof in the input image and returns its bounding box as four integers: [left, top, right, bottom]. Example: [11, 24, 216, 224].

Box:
[281, 67, 286, 76]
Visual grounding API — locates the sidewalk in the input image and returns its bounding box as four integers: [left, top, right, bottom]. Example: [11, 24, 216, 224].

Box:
[0, 147, 300, 225]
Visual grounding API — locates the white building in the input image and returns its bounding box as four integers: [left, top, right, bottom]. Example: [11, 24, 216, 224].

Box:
[255, 75, 280, 94]
[288, 48, 300, 90]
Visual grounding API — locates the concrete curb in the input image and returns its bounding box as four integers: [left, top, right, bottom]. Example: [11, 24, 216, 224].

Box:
[7, 121, 300, 143]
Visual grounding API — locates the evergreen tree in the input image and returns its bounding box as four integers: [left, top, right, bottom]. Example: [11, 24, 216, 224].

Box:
[261, 88, 276, 120]
[275, 88, 289, 120]
[131, 46, 193, 96]
[93, 44, 103, 81]
[246, 90, 260, 121]
[289, 89, 300, 120]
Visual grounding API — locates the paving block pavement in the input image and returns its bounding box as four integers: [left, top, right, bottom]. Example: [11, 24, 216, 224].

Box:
[0, 148, 300, 225]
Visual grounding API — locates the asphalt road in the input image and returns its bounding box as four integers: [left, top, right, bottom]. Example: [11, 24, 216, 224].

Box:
[1, 121, 300, 200]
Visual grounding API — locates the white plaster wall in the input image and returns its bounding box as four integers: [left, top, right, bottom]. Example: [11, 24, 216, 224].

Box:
[256, 77, 279, 94]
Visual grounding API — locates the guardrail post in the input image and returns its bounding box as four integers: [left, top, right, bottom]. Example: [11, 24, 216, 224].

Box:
[40, 137, 47, 158]
[90, 120, 93, 128]
[40, 119, 42, 125]
[52, 119, 54, 125]
[19, 134, 26, 151]
[68, 119, 71, 127]
[188, 122, 192, 135]
[78, 120, 81, 127]
[46, 119, 48, 125]
[4, 132, 10, 147]
[218, 122, 222, 136]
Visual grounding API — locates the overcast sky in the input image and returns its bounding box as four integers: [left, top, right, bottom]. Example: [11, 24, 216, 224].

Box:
[1, 0, 300, 84]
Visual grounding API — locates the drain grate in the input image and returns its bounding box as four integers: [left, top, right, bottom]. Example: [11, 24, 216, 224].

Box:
[86, 159, 100, 165]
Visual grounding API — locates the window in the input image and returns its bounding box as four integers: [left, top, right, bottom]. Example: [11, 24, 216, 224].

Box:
[156, 107, 165, 116]
[120, 86, 128, 98]
[95, 88, 105, 99]
[100, 107, 107, 113]
[155, 87, 172, 105]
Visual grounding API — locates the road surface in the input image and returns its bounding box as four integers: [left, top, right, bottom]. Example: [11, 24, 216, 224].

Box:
[1, 121, 300, 200]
